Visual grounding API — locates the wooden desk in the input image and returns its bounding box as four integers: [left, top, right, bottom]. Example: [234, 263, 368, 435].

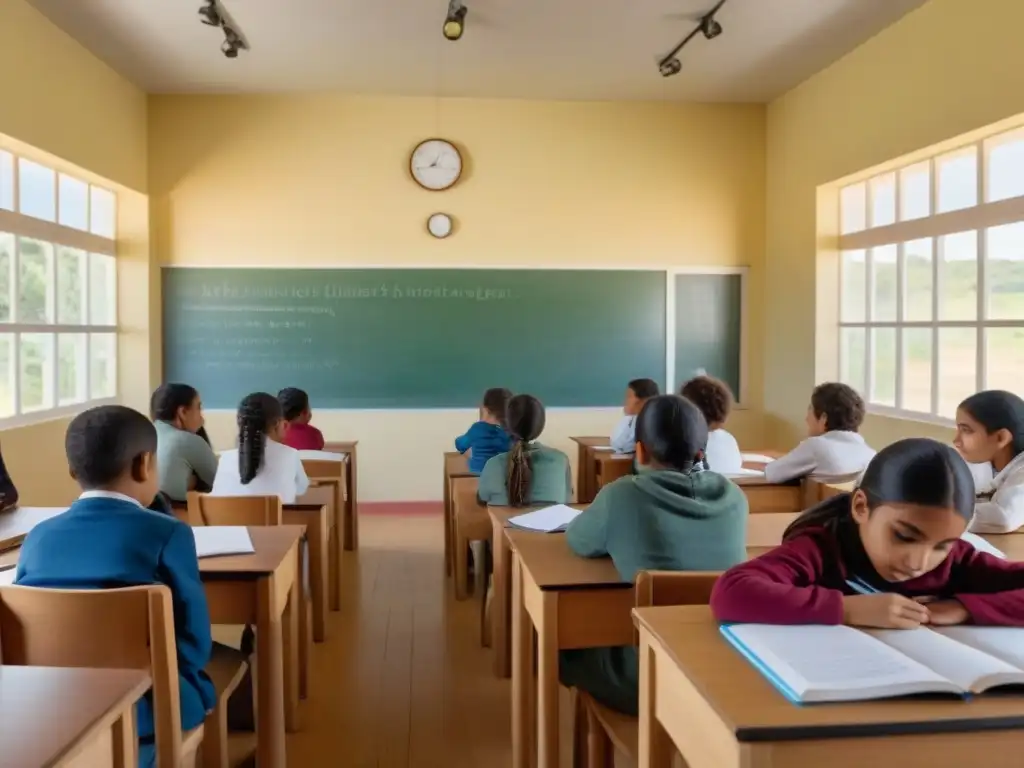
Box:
[634, 605, 1024, 768]
[733, 474, 803, 513]
[594, 453, 633, 494]
[323, 440, 359, 551]
[443, 452, 470, 577]
[0, 666, 150, 767]
[569, 436, 610, 504]
[0, 507, 65, 551]
[981, 532, 1024, 562]
[283, 502, 329, 645]
[199, 525, 304, 768]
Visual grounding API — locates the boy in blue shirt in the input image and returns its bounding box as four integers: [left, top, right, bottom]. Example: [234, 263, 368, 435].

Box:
[16, 405, 217, 766]
[455, 387, 513, 473]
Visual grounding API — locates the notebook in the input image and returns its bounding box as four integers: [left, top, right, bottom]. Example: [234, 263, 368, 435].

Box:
[741, 453, 775, 464]
[721, 623, 1024, 703]
[506, 504, 582, 533]
[192, 526, 256, 558]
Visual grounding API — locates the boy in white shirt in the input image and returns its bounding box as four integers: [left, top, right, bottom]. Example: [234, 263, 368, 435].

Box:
[610, 379, 660, 454]
[680, 375, 743, 475]
[954, 390, 1024, 534]
[764, 382, 876, 484]
[212, 392, 310, 503]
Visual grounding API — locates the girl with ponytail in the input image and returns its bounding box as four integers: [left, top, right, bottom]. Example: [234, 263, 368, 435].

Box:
[712, 437, 1024, 630]
[477, 394, 572, 507]
[211, 392, 310, 503]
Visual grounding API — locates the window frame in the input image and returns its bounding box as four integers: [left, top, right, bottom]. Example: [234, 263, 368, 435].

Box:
[0, 149, 118, 428]
[837, 129, 1024, 426]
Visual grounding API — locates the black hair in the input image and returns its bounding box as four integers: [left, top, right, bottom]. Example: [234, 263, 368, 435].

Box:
[783, 438, 975, 541]
[66, 405, 157, 490]
[628, 378, 660, 400]
[810, 382, 866, 433]
[278, 387, 311, 423]
[482, 387, 513, 426]
[150, 383, 199, 423]
[959, 390, 1024, 458]
[635, 395, 708, 472]
[505, 394, 546, 507]
[196, 426, 211, 446]
[237, 392, 283, 485]
[680, 376, 734, 426]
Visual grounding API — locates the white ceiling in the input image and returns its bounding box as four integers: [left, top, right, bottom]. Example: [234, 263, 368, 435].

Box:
[28, 0, 928, 102]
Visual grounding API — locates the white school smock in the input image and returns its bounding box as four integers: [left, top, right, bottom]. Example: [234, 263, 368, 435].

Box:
[968, 452, 1024, 534]
[705, 428, 743, 476]
[610, 415, 636, 454]
[211, 438, 311, 504]
[763, 431, 876, 484]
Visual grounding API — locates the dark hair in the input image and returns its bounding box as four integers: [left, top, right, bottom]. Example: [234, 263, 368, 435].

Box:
[278, 387, 311, 423]
[680, 376, 734, 426]
[628, 378, 660, 400]
[196, 426, 211, 446]
[150, 383, 199, 423]
[636, 395, 708, 472]
[959, 390, 1024, 457]
[66, 405, 157, 490]
[810, 382, 866, 433]
[237, 392, 283, 485]
[505, 394, 546, 507]
[783, 438, 975, 541]
[482, 388, 513, 426]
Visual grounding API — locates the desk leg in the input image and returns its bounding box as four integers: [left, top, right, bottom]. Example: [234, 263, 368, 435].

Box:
[444, 473, 453, 577]
[296, 541, 310, 702]
[511, 554, 534, 768]
[309, 511, 329, 642]
[111, 704, 137, 768]
[284, 548, 301, 733]
[537, 591, 559, 768]
[575, 444, 588, 503]
[256, 574, 288, 768]
[344, 462, 358, 551]
[637, 636, 673, 768]
[329, 502, 342, 612]
[492, 519, 511, 679]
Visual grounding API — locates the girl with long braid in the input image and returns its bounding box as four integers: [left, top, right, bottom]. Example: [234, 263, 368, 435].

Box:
[211, 392, 310, 503]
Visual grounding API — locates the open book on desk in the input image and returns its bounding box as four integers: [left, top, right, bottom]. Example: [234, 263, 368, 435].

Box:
[192, 526, 256, 558]
[507, 504, 581, 533]
[722, 623, 1024, 704]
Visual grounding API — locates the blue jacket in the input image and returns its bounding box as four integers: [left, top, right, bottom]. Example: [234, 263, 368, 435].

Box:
[455, 421, 511, 474]
[15, 494, 216, 739]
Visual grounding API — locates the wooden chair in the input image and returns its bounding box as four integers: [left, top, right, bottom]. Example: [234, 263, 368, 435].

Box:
[573, 571, 721, 768]
[451, 476, 488, 601]
[801, 478, 856, 509]
[0, 584, 247, 768]
[187, 492, 283, 526]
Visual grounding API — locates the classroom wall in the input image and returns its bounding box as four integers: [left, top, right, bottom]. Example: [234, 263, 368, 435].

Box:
[149, 95, 767, 501]
[0, 0, 150, 505]
[764, 0, 1024, 449]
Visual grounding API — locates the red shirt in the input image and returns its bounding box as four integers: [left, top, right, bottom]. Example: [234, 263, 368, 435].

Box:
[711, 525, 1024, 627]
[282, 422, 325, 451]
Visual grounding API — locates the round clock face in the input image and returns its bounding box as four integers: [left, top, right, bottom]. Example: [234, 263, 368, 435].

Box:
[427, 212, 453, 238]
[410, 139, 462, 191]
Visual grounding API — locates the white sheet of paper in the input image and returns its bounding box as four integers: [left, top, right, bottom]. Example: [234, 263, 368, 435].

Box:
[960, 531, 1005, 559]
[725, 468, 765, 478]
[192, 526, 256, 558]
[741, 453, 775, 464]
[0, 567, 15, 586]
[590, 446, 615, 452]
[507, 504, 582, 533]
[610, 453, 634, 460]
[298, 450, 346, 462]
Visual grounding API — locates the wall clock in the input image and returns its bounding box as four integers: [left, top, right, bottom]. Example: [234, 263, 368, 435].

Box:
[427, 212, 454, 239]
[410, 139, 463, 191]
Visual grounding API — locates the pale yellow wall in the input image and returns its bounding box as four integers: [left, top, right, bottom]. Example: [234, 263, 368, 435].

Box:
[0, 0, 149, 505]
[764, 0, 1024, 449]
[149, 94, 766, 500]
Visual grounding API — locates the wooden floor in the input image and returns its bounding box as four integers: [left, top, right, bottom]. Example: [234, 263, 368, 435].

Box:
[283, 510, 578, 768]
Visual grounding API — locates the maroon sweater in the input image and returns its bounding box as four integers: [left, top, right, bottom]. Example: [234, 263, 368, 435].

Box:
[711, 525, 1024, 626]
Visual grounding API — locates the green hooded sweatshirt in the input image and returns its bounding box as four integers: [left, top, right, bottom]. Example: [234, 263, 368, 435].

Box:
[559, 468, 748, 715]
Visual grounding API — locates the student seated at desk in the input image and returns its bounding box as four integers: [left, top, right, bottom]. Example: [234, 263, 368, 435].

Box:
[560, 394, 748, 715]
[455, 387, 512, 474]
[477, 394, 572, 506]
[610, 378, 659, 454]
[954, 390, 1024, 534]
[680, 375, 743, 475]
[279, 387, 325, 451]
[14, 406, 219, 766]
[0, 440, 18, 510]
[212, 392, 310, 503]
[712, 438, 1024, 629]
[151, 383, 219, 503]
[763, 382, 875, 483]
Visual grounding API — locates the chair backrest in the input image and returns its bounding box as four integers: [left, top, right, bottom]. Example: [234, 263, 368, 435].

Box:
[452, 476, 481, 516]
[188, 492, 283, 526]
[0, 584, 185, 765]
[301, 459, 344, 480]
[802, 478, 856, 509]
[633, 570, 721, 645]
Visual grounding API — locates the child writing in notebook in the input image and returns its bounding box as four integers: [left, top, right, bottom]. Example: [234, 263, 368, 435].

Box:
[610, 379, 660, 454]
[712, 438, 1024, 629]
[763, 382, 876, 483]
[954, 390, 1024, 533]
[212, 392, 310, 503]
[680, 375, 743, 475]
[561, 394, 748, 714]
[278, 387, 326, 451]
[455, 387, 513, 474]
[477, 394, 572, 507]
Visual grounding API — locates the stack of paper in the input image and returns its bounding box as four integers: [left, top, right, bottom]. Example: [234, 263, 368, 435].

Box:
[590, 446, 615, 452]
[725, 468, 765, 478]
[961, 532, 1005, 559]
[507, 504, 582, 533]
[192, 526, 256, 558]
[741, 453, 775, 464]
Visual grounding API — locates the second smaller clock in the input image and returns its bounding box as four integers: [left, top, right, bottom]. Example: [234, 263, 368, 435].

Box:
[427, 212, 454, 239]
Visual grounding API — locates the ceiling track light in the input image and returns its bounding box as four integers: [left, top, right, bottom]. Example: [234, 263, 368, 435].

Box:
[443, 0, 468, 41]
[221, 25, 247, 58]
[657, 0, 728, 78]
[198, 0, 222, 27]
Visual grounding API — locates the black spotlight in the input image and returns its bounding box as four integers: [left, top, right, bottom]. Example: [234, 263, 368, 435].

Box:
[701, 15, 723, 39]
[659, 58, 682, 77]
[198, 0, 221, 27]
[443, 0, 467, 41]
[221, 25, 244, 58]
[655, 0, 727, 77]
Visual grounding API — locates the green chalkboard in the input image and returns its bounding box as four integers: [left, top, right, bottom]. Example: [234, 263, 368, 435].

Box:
[162, 268, 667, 409]
[674, 273, 742, 400]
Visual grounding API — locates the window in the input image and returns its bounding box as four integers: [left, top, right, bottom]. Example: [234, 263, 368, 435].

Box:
[837, 126, 1024, 421]
[0, 150, 117, 423]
